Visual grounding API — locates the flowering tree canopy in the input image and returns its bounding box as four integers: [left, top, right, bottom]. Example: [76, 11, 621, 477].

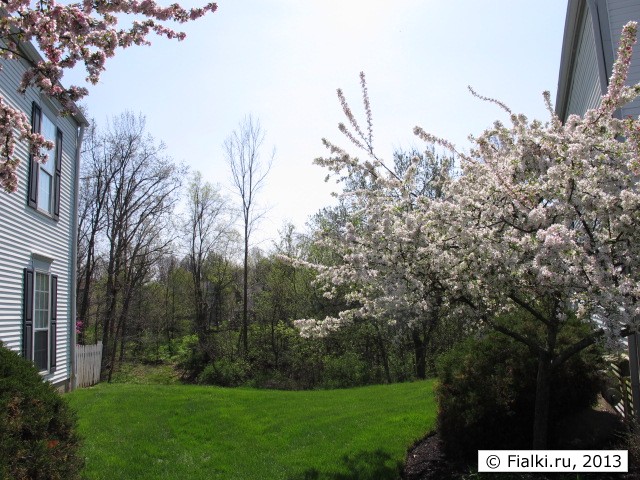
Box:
[421, 21, 640, 349]
[0, 0, 217, 192]
[302, 22, 640, 448]
[425, 21, 640, 448]
[293, 74, 454, 341]
[304, 22, 640, 346]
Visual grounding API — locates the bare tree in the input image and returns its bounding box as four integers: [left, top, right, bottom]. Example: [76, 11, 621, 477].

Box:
[86, 112, 184, 379]
[76, 121, 120, 344]
[77, 124, 104, 344]
[224, 115, 273, 356]
[184, 171, 235, 350]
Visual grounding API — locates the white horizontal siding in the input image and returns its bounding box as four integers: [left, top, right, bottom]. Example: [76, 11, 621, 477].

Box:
[566, 8, 603, 117]
[0, 50, 80, 386]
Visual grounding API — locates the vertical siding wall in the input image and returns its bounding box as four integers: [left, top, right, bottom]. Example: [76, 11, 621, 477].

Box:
[606, 0, 640, 117]
[565, 8, 603, 116]
[0, 53, 79, 387]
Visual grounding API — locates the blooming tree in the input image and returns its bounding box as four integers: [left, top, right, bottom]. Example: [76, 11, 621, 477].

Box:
[421, 21, 640, 448]
[293, 73, 457, 380]
[302, 22, 640, 449]
[0, 0, 217, 192]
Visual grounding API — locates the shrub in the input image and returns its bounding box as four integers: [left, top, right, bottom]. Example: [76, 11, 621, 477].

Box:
[436, 325, 603, 459]
[0, 343, 84, 480]
[624, 422, 640, 468]
[174, 334, 209, 381]
[198, 358, 250, 387]
[285, 334, 324, 389]
[322, 352, 369, 389]
[246, 371, 301, 390]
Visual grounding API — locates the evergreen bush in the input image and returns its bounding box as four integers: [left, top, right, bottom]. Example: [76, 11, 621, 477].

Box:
[0, 343, 84, 480]
[436, 324, 602, 459]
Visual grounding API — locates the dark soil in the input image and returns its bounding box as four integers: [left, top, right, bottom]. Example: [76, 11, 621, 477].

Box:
[402, 399, 639, 480]
[402, 432, 466, 480]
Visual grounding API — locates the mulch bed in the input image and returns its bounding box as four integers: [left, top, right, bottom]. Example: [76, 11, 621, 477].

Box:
[402, 401, 640, 480]
[403, 431, 640, 479]
[402, 432, 467, 480]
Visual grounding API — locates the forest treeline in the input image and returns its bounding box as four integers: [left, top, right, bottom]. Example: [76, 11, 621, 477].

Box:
[76, 112, 464, 388]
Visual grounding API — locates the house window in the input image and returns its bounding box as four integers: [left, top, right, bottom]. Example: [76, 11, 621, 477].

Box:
[28, 102, 62, 219]
[37, 114, 57, 214]
[23, 265, 58, 373]
[33, 271, 50, 371]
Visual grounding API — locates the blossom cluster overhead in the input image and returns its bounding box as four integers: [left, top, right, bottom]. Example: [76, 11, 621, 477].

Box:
[0, 0, 217, 192]
[298, 22, 640, 352]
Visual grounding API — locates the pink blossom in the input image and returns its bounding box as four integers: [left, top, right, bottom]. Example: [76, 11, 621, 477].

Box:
[0, 0, 217, 193]
[295, 21, 640, 357]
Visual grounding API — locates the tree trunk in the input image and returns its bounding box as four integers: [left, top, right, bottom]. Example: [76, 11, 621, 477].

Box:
[107, 315, 124, 382]
[191, 259, 209, 349]
[373, 323, 392, 384]
[77, 231, 97, 343]
[532, 353, 552, 449]
[272, 326, 279, 370]
[412, 328, 428, 380]
[241, 222, 249, 356]
[271, 311, 278, 369]
[100, 239, 122, 379]
[101, 280, 118, 379]
[411, 308, 440, 381]
[119, 319, 126, 363]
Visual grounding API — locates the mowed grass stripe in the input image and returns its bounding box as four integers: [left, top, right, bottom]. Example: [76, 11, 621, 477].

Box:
[67, 380, 436, 480]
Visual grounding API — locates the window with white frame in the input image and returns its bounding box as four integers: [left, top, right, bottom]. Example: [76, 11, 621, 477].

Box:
[23, 262, 58, 373]
[28, 102, 62, 219]
[37, 113, 57, 214]
[33, 271, 51, 371]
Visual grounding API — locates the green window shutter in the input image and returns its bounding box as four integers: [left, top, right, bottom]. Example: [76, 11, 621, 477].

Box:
[28, 102, 41, 209]
[22, 268, 34, 360]
[50, 275, 57, 371]
[53, 128, 62, 220]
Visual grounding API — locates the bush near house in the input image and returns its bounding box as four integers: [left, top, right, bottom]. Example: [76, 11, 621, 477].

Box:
[436, 321, 603, 460]
[0, 343, 83, 480]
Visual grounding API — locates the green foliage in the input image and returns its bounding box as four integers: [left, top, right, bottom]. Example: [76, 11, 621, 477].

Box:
[174, 334, 208, 381]
[80, 213, 439, 392]
[247, 322, 321, 389]
[67, 380, 437, 480]
[279, 329, 324, 389]
[0, 343, 84, 480]
[624, 422, 640, 468]
[436, 325, 603, 459]
[109, 362, 180, 385]
[321, 352, 369, 389]
[197, 357, 250, 387]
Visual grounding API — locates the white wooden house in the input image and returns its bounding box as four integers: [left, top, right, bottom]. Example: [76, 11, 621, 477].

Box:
[556, 0, 640, 419]
[0, 41, 88, 391]
[556, 0, 640, 119]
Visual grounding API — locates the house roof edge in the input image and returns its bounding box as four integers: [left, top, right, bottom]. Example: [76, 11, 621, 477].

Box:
[556, 0, 584, 121]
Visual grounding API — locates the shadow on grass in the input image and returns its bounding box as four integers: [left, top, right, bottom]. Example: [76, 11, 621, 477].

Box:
[288, 449, 402, 480]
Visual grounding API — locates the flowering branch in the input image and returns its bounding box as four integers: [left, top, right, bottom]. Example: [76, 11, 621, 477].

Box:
[306, 21, 640, 344]
[0, 0, 217, 193]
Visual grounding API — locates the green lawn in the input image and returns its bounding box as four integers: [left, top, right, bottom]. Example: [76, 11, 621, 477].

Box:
[67, 380, 436, 480]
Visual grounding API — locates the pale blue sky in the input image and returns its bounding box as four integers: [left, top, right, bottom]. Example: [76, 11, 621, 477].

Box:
[67, 0, 569, 247]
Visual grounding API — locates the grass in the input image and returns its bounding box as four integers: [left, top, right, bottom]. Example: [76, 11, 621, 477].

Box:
[67, 380, 436, 480]
[108, 362, 181, 385]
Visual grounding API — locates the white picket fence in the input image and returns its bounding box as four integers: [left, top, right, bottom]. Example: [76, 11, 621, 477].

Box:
[75, 341, 103, 388]
[607, 360, 634, 420]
